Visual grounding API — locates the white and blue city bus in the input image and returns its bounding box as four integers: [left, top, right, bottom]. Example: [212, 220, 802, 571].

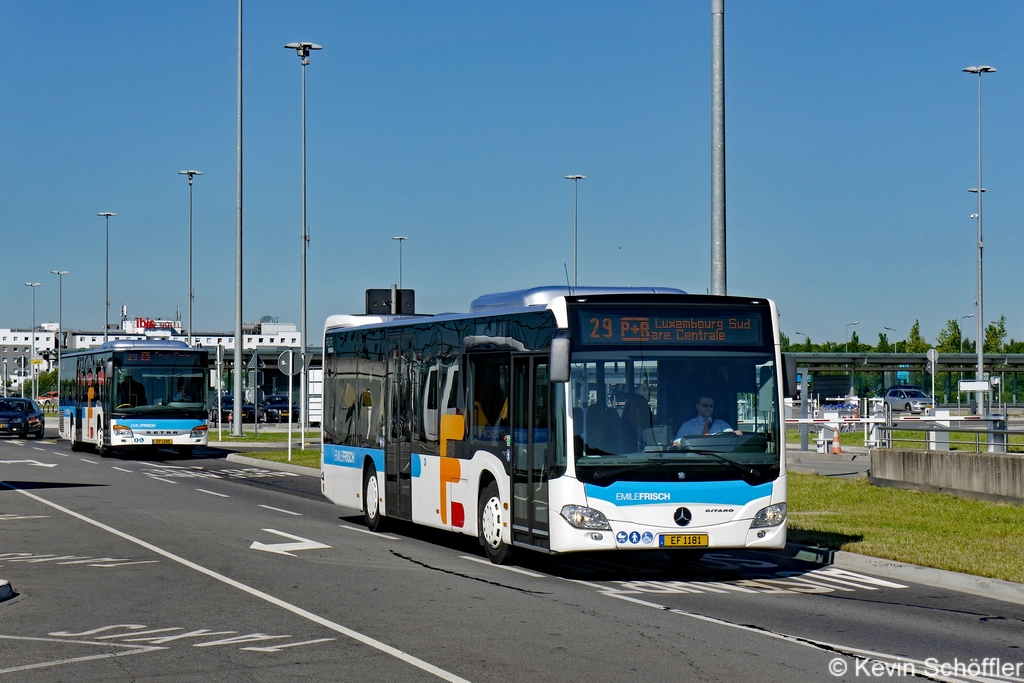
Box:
[58, 340, 209, 456]
[320, 287, 795, 563]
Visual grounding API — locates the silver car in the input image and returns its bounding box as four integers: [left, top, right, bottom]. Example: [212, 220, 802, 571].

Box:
[883, 388, 935, 413]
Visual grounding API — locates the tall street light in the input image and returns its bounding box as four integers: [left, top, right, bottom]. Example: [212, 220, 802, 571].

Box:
[178, 170, 203, 346]
[964, 64, 995, 415]
[959, 314, 975, 354]
[96, 212, 116, 342]
[285, 40, 322, 438]
[392, 236, 408, 289]
[24, 282, 40, 400]
[564, 175, 586, 287]
[845, 321, 859, 353]
[51, 270, 69, 396]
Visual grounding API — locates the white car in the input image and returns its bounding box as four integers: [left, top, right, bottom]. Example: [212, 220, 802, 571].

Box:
[883, 388, 935, 413]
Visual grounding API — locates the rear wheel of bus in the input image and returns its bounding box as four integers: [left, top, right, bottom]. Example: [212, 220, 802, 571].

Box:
[363, 464, 385, 532]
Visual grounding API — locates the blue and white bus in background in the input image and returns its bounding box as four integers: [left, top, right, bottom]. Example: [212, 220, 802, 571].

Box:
[320, 287, 796, 564]
[58, 340, 209, 456]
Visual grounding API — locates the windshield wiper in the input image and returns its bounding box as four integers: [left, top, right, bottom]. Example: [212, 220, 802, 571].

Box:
[674, 448, 762, 478]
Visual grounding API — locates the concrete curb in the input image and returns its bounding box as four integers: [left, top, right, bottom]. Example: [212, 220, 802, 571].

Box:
[0, 580, 13, 602]
[765, 543, 1024, 607]
[225, 453, 320, 478]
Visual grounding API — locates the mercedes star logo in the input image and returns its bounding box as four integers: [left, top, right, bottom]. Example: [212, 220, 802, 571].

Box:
[673, 507, 692, 527]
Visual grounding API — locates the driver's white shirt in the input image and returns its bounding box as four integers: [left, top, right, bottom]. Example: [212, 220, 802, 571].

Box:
[675, 416, 734, 438]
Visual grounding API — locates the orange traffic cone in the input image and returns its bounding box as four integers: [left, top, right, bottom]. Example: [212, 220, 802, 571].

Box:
[830, 428, 842, 455]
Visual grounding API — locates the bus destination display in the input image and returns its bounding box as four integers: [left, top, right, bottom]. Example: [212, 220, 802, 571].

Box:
[577, 310, 762, 346]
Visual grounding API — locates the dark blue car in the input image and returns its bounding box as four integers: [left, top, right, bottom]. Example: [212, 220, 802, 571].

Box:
[0, 397, 45, 439]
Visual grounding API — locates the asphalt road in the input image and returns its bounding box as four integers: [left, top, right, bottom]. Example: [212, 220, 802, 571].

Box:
[2, 434, 1022, 683]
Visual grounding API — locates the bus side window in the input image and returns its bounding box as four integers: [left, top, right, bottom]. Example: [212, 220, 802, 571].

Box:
[468, 354, 510, 446]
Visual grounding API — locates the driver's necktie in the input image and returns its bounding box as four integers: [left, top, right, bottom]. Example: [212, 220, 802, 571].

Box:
[702, 419, 709, 435]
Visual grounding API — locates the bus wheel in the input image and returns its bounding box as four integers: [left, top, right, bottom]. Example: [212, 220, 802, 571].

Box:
[363, 465, 385, 532]
[478, 482, 511, 564]
[177, 446, 194, 458]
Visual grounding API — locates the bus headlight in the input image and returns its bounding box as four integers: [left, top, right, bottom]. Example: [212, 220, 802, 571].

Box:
[112, 424, 133, 438]
[751, 503, 787, 528]
[190, 425, 208, 439]
[560, 505, 612, 530]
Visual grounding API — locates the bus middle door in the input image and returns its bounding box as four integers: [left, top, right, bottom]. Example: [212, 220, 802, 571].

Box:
[385, 335, 413, 521]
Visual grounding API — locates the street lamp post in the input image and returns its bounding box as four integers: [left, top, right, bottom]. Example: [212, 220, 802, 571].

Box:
[964, 64, 995, 415]
[285, 41, 322, 441]
[392, 236, 408, 289]
[564, 175, 586, 287]
[845, 321, 860, 353]
[96, 212, 116, 342]
[51, 270, 69, 397]
[178, 170, 203, 346]
[959, 314, 975, 354]
[24, 282, 40, 400]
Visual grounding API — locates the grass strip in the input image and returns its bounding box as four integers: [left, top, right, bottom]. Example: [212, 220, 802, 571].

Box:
[788, 472, 1024, 584]
[238, 448, 321, 469]
[209, 431, 317, 444]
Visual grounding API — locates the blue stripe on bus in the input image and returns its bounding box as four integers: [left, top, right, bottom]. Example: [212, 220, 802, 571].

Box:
[585, 480, 772, 506]
[323, 444, 384, 474]
[115, 419, 205, 430]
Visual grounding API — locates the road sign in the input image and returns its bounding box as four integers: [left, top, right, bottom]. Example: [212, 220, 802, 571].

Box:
[959, 379, 990, 392]
[925, 361, 936, 375]
[279, 350, 296, 376]
[246, 352, 265, 370]
[249, 370, 264, 386]
[30, 359, 43, 366]
[926, 349, 938, 363]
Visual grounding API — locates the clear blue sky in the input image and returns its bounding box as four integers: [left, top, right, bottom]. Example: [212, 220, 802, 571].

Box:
[3, 1, 1024, 347]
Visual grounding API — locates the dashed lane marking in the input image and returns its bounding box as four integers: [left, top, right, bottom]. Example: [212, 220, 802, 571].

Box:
[460, 556, 546, 578]
[337, 524, 401, 540]
[111, 467, 133, 473]
[197, 488, 229, 498]
[52, 451, 68, 457]
[258, 504, 301, 516]
[79, 458, 97, 464]
[147, 476, 178, 484]
[0, 513, 49, 520]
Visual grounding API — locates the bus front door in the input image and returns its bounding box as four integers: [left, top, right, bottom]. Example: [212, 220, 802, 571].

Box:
[511, 356, 551, 550]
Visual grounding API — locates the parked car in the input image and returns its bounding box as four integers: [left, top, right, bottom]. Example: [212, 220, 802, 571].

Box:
[0, 397, 45, 438]
[209, 395, 265, 424]
[883, 387, 935, 413]
[264, 395, 299, 423]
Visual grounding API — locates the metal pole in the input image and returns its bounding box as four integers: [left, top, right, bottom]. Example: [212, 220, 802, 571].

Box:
[287, 349, 294, 462]
[976, 72, 984, 415]
[233, 0, 244, 436]
[51, 271, 68, 399]
[96, 213, 116, 342]
[573, 179, 578, 286]
[189, 176, 194, 346]
[710, 0, 726, 295]
[300, 51, 307, 448]
[31, 285, 36, 400]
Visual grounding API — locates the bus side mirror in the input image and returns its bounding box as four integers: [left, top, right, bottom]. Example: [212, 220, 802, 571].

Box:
[783, 353, 798, 398]
[549, 331, 570, 383]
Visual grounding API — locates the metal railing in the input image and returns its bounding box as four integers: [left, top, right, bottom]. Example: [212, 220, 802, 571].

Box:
[875, 423, 1020, 454]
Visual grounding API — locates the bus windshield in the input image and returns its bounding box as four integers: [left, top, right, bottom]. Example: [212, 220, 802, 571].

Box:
[114, 360, 206, 416]
[570, 351, 779, 485]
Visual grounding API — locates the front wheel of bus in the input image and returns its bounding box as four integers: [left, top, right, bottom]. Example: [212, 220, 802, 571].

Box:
[70, 421, 84, 452]
[363, 465, 385, 532]
[479, 482, 511, 564]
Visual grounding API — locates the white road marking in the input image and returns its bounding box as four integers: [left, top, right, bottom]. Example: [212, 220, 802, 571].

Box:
[197, 488, 229, 498]
[241, 638, 336, 652]
[79, 458, 97, 464]
[337, 523, 401, 540]
[258, 504, 301, 516]
[32, 447, 45, 451]
[0, 459, 57, 468]
[112, 466, 133, 473]
[11, 555, 91, 563]
[147, 463, 187, 469]
[95, 628, 182, 640]
[147, 475, 178, 484]
[51, 625, 147, 637]
[52, 451, 68, 456]
[89, 560, 160, 568]
[460, 556, 546, 577]
[3, 484, 473, 683]
[250, 529, 330, 557]
[0, 513, 49, 520]
[193, 633, 292, 648]
[0, 635, 161, 675]
[123, 629, 236, 644]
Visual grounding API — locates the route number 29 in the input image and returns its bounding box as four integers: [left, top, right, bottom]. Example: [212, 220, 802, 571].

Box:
[590, 318, 613, 339]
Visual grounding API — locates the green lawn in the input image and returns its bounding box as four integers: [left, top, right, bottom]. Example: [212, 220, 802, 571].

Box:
[209, 430, 318, 444]
[239, 448, 321, 469]
[788, 472, 1024, 583]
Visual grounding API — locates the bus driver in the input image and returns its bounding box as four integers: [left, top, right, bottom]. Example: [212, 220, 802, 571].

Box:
[672, 395, 741, 447]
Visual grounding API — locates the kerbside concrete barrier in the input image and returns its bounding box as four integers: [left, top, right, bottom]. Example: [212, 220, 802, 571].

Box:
[870, 448, 1024, 504]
